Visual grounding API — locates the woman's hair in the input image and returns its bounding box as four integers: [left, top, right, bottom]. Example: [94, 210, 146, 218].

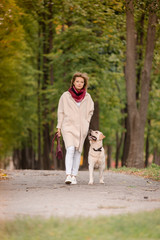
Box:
[70, 72, 89, 89]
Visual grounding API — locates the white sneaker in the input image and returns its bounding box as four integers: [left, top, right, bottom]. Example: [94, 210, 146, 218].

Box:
[71, 176, 77, 185]
[65, 175, 72, 184]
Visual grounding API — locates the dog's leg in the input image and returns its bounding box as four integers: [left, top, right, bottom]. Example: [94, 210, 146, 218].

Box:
[99, 163, 105, 184]
[88, 163, 94, 185]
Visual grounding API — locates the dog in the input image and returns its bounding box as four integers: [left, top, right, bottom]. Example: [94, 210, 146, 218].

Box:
[88, 130, 105, 185]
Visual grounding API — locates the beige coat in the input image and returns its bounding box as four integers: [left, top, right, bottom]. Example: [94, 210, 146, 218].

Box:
[56, 91, 94, 152]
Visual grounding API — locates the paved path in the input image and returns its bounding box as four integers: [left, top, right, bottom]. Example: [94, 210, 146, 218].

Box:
[0, 170, 160, 219]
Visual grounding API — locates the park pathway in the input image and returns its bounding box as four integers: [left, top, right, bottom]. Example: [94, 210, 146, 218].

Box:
[0, 170, 160, 219]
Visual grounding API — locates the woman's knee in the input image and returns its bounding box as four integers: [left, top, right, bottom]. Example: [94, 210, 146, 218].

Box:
[66, 146, 75, 154]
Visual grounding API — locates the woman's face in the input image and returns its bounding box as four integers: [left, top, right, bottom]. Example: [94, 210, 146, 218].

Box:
[73, 77, 85, 91]
[73, 77, 84, 91]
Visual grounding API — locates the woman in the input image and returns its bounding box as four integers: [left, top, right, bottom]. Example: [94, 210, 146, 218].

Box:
[56, 72, 94, 184]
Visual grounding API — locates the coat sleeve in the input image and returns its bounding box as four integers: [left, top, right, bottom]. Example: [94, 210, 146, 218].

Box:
[87, 95, 94, 123]
[56, 94, 64, 129]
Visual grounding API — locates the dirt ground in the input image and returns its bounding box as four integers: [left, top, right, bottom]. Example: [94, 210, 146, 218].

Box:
[0, 170, 160, 220]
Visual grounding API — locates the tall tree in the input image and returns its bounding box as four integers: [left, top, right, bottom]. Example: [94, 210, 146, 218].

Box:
[125, 0, 158, 167]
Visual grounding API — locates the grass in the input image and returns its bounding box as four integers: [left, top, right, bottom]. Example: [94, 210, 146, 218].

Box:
[0, 210, 160, 240]
[111, 163, 160, 181]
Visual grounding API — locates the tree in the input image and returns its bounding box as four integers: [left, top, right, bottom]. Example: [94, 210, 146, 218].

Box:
[125, 0, 158, 167]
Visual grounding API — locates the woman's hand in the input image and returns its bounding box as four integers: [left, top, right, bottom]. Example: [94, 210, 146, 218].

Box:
[57, 128, 61, 137]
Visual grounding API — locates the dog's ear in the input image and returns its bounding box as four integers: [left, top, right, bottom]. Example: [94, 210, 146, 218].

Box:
[99, 133, 105, 140]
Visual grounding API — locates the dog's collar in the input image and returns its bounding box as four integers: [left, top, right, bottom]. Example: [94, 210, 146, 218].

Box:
[93, 147, 102, 152]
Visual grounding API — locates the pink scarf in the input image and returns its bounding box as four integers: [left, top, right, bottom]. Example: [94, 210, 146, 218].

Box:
[68, 86, 86, 102]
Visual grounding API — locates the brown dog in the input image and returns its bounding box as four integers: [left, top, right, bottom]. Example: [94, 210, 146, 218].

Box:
[88, 130, 105, 184]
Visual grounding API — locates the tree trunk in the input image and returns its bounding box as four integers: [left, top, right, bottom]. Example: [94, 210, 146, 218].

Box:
[48, 0, 56, 169]
[137, 4, 157, 167]
[115, 131, 123, 168]
[83, 137, 90, 169]
[107, 145, 112, 169]
[27, 129, 35, 169]
[37, 25, 42, 169]
[90, 101, 99, 130]
[57, 140, 65, 170]
[115, 74, 127, 167]
[145, 119, 151, 167]
[125, 0, 157, 168]
[121, 104, 130, 166]
[62, 141, 66, 170]
[42, 0, 52, 169]
[12, 148, 21, 169]
[153, 148, 160, 166]
[18, 129, 35, 169]
[21, 144, 27, 169]
[125, 0, 139, 167]
[136, 13, 145, 101]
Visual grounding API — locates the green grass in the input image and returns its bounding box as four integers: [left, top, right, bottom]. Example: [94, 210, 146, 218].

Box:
[111, 163, 160, 181]
[0, 210, 160, 240]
